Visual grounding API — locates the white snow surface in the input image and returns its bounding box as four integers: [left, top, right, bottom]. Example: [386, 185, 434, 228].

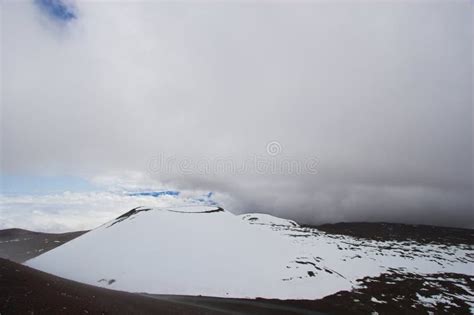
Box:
[25, 206, 474, 299]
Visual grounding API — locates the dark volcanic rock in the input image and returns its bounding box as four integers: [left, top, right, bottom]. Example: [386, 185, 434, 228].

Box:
[311, 222, 474, 246]
[0, 228, 87, 263]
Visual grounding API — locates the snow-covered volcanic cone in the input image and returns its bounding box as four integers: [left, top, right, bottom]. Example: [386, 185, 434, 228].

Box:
[26, 206, 473, 299]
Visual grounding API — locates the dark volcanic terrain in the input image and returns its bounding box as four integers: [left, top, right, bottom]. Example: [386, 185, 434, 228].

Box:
[0, 228, 87, 263]
[314, 222, 474, 246]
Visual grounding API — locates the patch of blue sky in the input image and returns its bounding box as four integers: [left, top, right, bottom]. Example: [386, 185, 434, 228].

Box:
[35, 0, 76, 22]
[0, 175, 97, 195]
[128, 191, 180, 198]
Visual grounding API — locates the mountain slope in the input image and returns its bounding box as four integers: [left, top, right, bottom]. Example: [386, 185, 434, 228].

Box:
[0, 228, 87, 263]
[26, 206, 474, 301]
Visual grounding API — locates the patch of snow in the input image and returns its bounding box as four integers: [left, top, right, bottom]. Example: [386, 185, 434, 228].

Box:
[0, 238, 21, 244]
[371, 297, 387, 304]
[416, 293, 462, 308]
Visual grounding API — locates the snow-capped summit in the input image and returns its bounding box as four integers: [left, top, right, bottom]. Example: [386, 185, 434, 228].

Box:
[26, 206, 473, 300]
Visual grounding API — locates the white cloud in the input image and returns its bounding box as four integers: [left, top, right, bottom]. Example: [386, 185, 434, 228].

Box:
[0, 191, 218, 232]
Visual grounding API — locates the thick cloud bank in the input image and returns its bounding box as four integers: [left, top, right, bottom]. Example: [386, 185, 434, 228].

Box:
[1, 1, 472, 228]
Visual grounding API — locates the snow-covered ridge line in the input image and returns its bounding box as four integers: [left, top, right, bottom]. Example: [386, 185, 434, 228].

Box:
[107, 206, 223, 228]
[26, 206, 474, 300]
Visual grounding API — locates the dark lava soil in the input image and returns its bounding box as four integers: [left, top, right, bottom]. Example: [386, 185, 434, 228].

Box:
[313, 222, 474, 246]
[0, 228, 87, 263]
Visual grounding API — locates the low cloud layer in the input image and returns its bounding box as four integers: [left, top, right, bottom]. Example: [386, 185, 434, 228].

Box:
[1, 1, 472, 228]
[0, 191, 216, 232]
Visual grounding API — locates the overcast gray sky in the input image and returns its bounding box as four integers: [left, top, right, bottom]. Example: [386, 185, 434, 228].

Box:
[1, 0, 473, 228]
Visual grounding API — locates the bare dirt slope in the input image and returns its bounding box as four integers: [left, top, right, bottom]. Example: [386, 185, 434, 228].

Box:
[0, 228, 87, 263]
